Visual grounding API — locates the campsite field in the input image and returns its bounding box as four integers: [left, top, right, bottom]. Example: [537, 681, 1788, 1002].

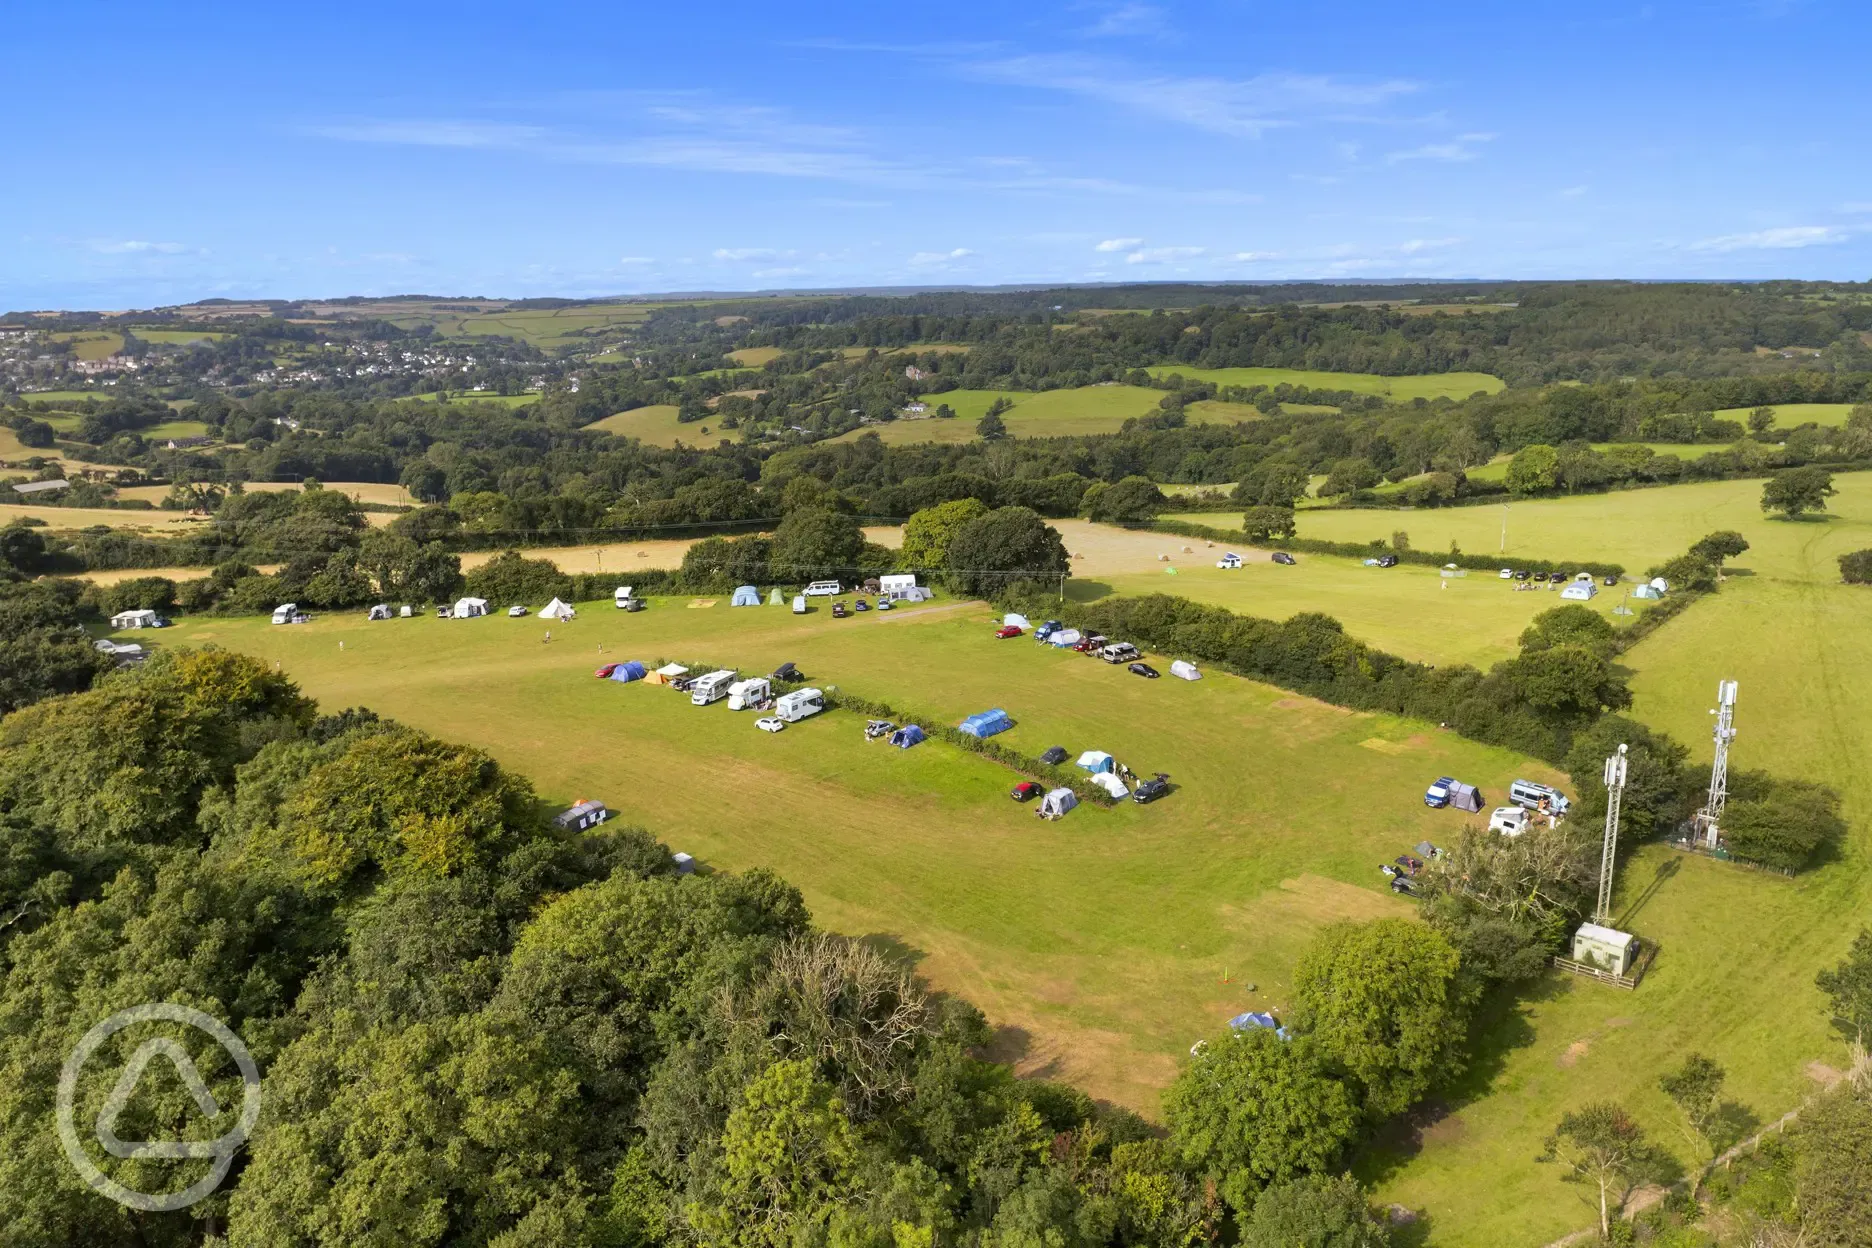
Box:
[0, 502, 211, 531]
[453, 527, 903, 575]
[1180, 469, 1872, 574]
[112, 597, 1558, 1119]
[1070, 556, 1656, 668]
[1144, 365, 1505, 401]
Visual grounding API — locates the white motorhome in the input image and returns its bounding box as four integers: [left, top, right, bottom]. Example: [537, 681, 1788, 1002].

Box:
[773, 687, 825, 722]
[803, 579, 841, 597]
[726, 677, 772, 711]
[614, 586, 633, 608]
[1488, 806, 1531, 837]
[879, 573, 918, 601]
[689, 670, 737, 706]
[271, 603, 298, 625]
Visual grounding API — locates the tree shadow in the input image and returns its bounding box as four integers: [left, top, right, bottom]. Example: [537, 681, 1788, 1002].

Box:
[1616, 856, 1681, 929]
[856, 931, 928, 972]
[1062, 580, 1115, 604]
[1385, 1207, 1435, 1248]
[1709, 1101, 1763, 1154]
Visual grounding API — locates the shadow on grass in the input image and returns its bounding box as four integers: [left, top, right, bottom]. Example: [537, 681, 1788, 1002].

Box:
[1616, 856, 1681, 929]
[857, 931, 928, 972]
[1353, 975, 1569, 1190]
[1063, 580, 1116, 604]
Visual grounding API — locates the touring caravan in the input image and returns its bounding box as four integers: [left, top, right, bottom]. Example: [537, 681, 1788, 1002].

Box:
[689, 670, 737, 706]
[773, 687, 826, 723]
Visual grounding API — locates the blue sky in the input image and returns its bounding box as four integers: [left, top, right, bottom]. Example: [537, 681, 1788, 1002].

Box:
[6, 0, 1870, 308]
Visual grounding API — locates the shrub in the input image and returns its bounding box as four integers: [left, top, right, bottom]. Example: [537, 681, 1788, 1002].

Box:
[1841, 549, 1872, 585]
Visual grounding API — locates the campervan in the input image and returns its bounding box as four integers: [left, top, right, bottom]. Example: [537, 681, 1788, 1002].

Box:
[613, 587, 634, 609]
[774, 688, 826, 723]
[726, 677, 772, 711]
[1489, 807, 1531, 837]
[803, 580, 841, 597]
[1216, 552, 1243, 569]
[271, 603, 299, 625]
[689, 670, 737, 706]
[1097, 641, 1140, 664]
[1508, 779, 1570, 816]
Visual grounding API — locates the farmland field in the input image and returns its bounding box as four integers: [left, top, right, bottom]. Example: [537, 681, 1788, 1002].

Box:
[1145, 365, 1505, 401]
[727, 346, 783, 367]
[583, 405, 722, 447]
[1714, 402, 1855, 427]
[238, 480, 414, 506]
[50, 331, 124, 360]
[1180, 469, 1872, 574]
[0, 503, 211, 530]
[1070, 555, 1657, 668]
[22, 390, 108, 406]
[832, 385, 1221, 446]
[405, 391, 540, 408]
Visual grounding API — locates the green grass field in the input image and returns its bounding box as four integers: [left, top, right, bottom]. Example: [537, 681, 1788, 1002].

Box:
[1181, 470, 1872, 575]
[404, 391, 540, 408]
[728, 346, 783, 367]
[1145, 366, 1505, 401]
[1715, 402, 1856, 428]
[132, 328, 229, 345]
[1072, 556, 1657, 668]
[583, 405, 730, 447]
[50, 331, 124, 360]
[831, 385, 1244, 446]
[142, 419, 212, 440]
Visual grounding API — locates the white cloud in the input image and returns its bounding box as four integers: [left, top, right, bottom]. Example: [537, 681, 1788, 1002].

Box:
[1233, 251, 1283, 261]
[1125, 245, 1204, 264]
[908, 248, 974, 266]
[752, 266, 811, 279]
[1686, 225, 1850, 252]
[1398, 237, 1463, 253]
[90, 240, 190, 255]
[1560, 185, 1589, 198]
[618, 256, 655, 265]
[1095, 237, 1145, 252]
[713, 247, 795, 262]
[1387, 132, 1496, 163]
[962, 56, 1419, 138]
[1082, 3, 1171, 39]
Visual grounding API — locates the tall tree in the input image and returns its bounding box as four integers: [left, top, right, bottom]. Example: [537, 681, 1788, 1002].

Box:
[1761, 466, 1836, 518]
[1542, 1102, 1658, 1240]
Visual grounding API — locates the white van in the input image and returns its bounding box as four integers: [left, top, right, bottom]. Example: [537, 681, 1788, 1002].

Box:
[1489, 807, 1531, 837]
[726, 677, 771, 711]
[613, 586, 633, 608]
[792, 595, 807, 614]
[271, 603, 298, 625]
[803, 580, 841, 597]
[1098, 641, 1140, 664]
[1508, 779, 1570, 815]
[774, 687, 825, 722]
[689, 670, 737, 706]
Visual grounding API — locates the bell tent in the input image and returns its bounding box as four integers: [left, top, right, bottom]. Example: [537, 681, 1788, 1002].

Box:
[540, 598, 577, 620]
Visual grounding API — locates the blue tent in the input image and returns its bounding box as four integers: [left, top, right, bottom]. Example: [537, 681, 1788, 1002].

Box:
[730, 585, 761, 607]
[610, 661, 647, 683]
[958, 708, 1013, 739]
[890, 724, 926, 749]
[1228, 1011, 1292, 1041]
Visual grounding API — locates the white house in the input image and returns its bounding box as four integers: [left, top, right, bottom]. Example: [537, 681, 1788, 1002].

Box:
[109, 608, 161, 629]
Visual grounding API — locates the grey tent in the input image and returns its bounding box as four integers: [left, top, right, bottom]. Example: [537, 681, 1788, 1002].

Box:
[1040, 746, 1069, 766]
[1037, 788, 1079, 819]
[731, 585, 761, 607]
[368, 603, 392, 621]
[1448, 781, 1483, 813]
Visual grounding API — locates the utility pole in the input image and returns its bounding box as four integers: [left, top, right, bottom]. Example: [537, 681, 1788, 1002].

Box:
[1699, 681, 1738, 850]
[1596, 744, 1629, 926]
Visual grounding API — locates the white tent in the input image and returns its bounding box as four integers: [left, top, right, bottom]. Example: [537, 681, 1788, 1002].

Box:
[399, 605, 413, 617]
[367, 603, 392, 621]
[1090, 772, 1129, 798]
[655, 663, 689, 678]
[454, 597, 489, 617]
[540, 598, 577, 620]
[1037, 788, 1079, 819]
[1170, 660, 1201, 681]
[1002, 612, 1031, 629]
[1076, 750, 1115, 774]
[1046, 628, 1082, 647]
[1649, 577, 1669, 593]
[1559, 581, 1597, 601]
[768, 588, 785, 605]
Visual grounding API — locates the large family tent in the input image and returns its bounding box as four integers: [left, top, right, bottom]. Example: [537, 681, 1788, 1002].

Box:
[1001, 612, 1031, 630]
[958, 709, 1014, 739]
[1559, 580, 1598, 601]
[889, 724, 926, 749]
[1038, 788, 1079, 819]
[1090, 772, 1129, 798]
[1448, 780, 1484, 813]
[453, 597, 489, 618]
[1170, 660, 1201, 681]
[540, 598, 577, 620]
[609, 661, 647, 683]
[1076, 750, 1115, 774]
[1046, 628, 1082, 648]
[731, 585, 761, 607]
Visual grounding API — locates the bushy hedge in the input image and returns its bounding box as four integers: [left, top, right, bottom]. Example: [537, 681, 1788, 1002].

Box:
[1842, 549, 1872, 585]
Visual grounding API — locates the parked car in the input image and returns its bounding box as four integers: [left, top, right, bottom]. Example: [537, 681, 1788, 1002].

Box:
[875, 598, 893, 611]
[1272, 551, 1297, 566]
[1514, 569, 1532, 580]
[1127, 662, 1160, 678]
[832, 601, 850, 618]
[1035, 619, 1063, 640]
[1073, 634, 1106, 653]
[792, 595, 807, 614]
[994, 624, 1023, 638]
[1376, 554, 1400, 567]
[1604, 575, 1620, 586]
[1548, 571, 1568, 583]
[755, 716, 786, 733]
[1010, 781, 1043, 802]
[508, 605, 529, 617]
[853, 597, 870, 612]
[1098, 641, 1140, 663]
[594, 663, 617, 679]
[1133, 773, 1171, 803]
[1499, 567, 1514, 579]
[864, 719, 896, 740]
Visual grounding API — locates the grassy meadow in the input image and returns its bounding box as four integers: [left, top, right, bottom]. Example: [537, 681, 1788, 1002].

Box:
[832, 385, 1231, 446]
[405, 391, 540, 408]
[1145, 365, 1505, 401]
[583, 405, 726, 448]
[728, 346, 784, 367]
[1715, 402, 1855, 428]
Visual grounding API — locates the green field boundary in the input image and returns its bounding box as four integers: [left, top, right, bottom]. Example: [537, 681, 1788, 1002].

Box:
[1136, 516, 1626, 578]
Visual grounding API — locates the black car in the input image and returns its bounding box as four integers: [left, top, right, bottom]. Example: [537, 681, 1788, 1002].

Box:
[831, 600, 849, 618]
[1604, 575, 1620, 587]
[1127, 662, 1160, 679]
[1376, 554, 1400, 568]
[1133, 773, 1171, 804]
[1513, 569, 1531, 580]
[1272, 551, 1297, 566]
[1548, 571, 1568, 584]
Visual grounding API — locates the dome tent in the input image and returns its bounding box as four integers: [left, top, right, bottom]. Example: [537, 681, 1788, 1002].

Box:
[731, 585, 761, 607]
[889, 724, 926, 749]
[609, 661, 647, 683]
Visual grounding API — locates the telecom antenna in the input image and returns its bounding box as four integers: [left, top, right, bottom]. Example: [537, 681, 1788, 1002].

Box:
[1700, 680, 1738, 849]
[1595, 744, 1629, 925]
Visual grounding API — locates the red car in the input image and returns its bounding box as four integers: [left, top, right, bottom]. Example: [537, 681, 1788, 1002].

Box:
[995, 624, 1024, 639]
[594, 663, 618, 678]
[1010, 781, 1043, 802]
[1072, 634, 1106, 653]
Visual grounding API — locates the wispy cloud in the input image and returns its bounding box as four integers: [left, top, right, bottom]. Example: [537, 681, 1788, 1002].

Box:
[1686, 225, 1851, 252]
[908, 248, 974, 266]
[752, 266, 811, 279]
[1398, 237, 1464, 253]
[1080, 3, 1171, 39]
[961, 55, 1419, 138]
[90, 240, 191, 255]
[1233, 250, 1283, 262]
[618, 256, 655, 265]
[1125, 245, 1204, 264]
[1094, 237, 1145, 252]
[1387, 132, 1496, 163]
[714, 248, 796, 262]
